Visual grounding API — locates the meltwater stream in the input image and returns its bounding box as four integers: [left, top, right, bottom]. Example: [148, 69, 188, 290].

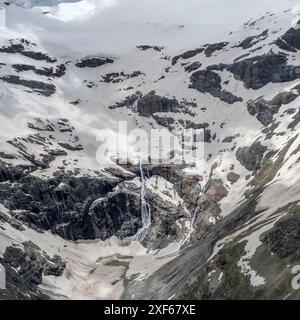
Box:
[130, 97, 152, 243]
[132, 163, 151, 243]
[182, 181, 210, 245]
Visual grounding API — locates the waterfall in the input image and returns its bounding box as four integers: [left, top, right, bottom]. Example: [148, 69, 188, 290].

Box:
[182, 181, 209, 245]
[132, 163, 151, 243]
[130, 97, 151, 243]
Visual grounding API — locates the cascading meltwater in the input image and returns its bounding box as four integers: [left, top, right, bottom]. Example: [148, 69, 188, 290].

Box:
[132, 163, 151, 243]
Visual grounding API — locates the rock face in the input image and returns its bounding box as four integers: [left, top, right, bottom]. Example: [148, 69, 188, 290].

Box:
[247, 88, 300, 126]
[261, 212, 300, 262]
[0, 75, 56, 96]
[0, 160, 193, 250]
[75, 57, 114, 68]
[111, 92, 198, 121]
[288, 108, 300, 130]
[12, 64, 66, 78]
[114, 164, 201, 249]
[0, 43, 26, 54]
[137, 45, 163, 52]
[21, 51, 57, 63]
[194, 179, 228, 236]
[0, 242, 65, 300]
[172, 42, 228, 65]
[151, 115, 211, 142]
[275, 27, 300, 52]
[227, 53, 300, 89]
[247, 99, 280, 126]
[172, 48, 205, 65]
[189, 69, 243, 104]
[88, 189, 142, 240]
[203, 42, 228, 57]
[190, 70, 221, 93]
[121, 181, 262, 300]
[143, 187, 189, 249]
[238, 29, 268, 49]
[184, 62, 202, 73]
[0, 41, 57, 63]
[236, 142, 267, 171]
[136, 91, 182, 116]
[101, 71, 144, 83]
[227, 172, 240, 184]
[0, 167, 120, 241]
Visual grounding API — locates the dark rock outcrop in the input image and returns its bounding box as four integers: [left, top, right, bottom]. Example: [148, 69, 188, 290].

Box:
[270, 90, 299, 106]
[247, 89, 299, 126]
[238, 29, 268, 49]
[189, 69, 243, 104]
[194, 179, 228, 235]
[261, 211, 300, 262]
[88, 190, 142, 240]
[247, 99, 280, 126]
[0, 43, 25, 54]
[136, 92, 182, 116]
[236, 141, 267, 171]
[288, 108, 300, 130]
[275, 28, 300, 52]
[58, 142, 83, 151]
[203, 42, 228, 57]
[110, 92, 195, 117]
[0, 42, 57, 63]
[172, 48, 205, 65]
[227, 53, 300, 90]
[143, 188, 189, 250]
[189, 69, 220, 93]
[172, 42, 228, 65]
[0, 168, 120, 241]
[13, 64, 66, 78]
[109, 92, 141, 110]
[21, 51, 57, 63]
[222, 135, 239, 143]
[101, 71, 144, 83]
[151, 115, 212, 142]
[75, 57, 114, 68]
[227, 172, 240, 184]
[206, 63, 227, 72]
[137, 45, 163, 52]
[0, 75, 56, 96]
[0, 243, 65, 300]
[184, 62, 202, 73]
